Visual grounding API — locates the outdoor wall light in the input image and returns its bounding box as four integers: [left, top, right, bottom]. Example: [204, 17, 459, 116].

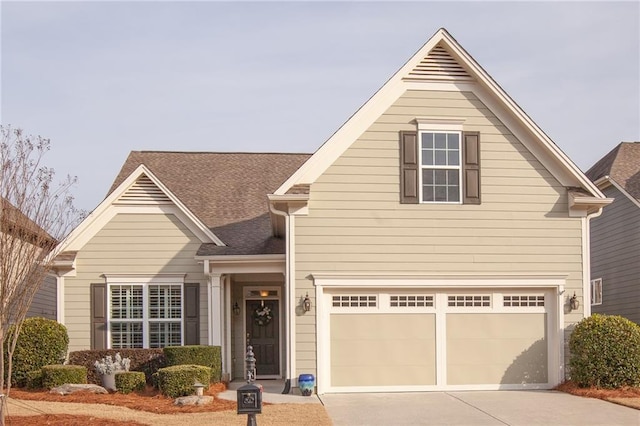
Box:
[233, 302, 240, 316]
[303, 293, 311, 312]
[569, 292, 579, 311]
[260, 290, 269, 298]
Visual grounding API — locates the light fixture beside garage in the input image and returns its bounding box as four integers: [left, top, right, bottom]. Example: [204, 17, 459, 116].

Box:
[569, 292, 579, 311]
[303, 293, 311, 312]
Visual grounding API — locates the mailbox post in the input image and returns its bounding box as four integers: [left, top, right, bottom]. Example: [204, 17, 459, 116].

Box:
[237, 345, 262, 426]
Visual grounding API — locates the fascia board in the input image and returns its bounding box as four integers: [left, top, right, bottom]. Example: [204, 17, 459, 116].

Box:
[195, 254, 285, 262]
[602, 177, 640, 209]
[53, 164, 224, 255]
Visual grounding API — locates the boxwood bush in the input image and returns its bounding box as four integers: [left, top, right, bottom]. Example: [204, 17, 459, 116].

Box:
[156, 364, 211, 398]
[115, 371, 146, 394]
[5, 317, 69, 387]
[569, 314, 640, 388]
[163, 345, 221, 382]
[41, 365, 87, 389]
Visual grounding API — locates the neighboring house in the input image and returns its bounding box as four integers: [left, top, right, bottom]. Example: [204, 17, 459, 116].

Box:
[1, 198, 58, 320]
[586, 142, 640, 324]
[51, 28, 611, 393]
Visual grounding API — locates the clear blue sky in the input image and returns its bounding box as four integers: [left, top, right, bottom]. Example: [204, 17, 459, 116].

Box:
[2, 1, 639, 212]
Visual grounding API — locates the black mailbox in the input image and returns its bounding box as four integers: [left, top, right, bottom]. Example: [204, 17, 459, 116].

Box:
[237, 383, 262, 415]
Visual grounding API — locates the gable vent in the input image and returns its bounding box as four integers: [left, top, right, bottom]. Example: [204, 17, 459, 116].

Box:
[404, 44, 472, 81]
[115, 175, 172, 205]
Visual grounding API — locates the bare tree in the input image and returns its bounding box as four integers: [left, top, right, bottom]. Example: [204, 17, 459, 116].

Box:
[0, 126, 82, 424]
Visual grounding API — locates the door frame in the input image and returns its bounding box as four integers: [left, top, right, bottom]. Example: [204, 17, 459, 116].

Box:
[243, 286, 282, 379]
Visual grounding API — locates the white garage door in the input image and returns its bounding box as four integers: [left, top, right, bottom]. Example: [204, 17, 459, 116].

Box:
[325, 289, 553, 392]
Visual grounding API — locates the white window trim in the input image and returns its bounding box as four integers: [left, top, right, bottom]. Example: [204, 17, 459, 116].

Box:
[418, 130, 463, 204]
[105, 275, 185, 349]
[591, 278, 603, 306]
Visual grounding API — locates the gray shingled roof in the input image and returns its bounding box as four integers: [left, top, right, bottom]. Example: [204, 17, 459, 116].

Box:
[586, 142, 640, 200]
[107, 151, 311, 256]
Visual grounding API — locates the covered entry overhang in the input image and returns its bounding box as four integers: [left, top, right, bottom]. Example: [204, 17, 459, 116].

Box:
[196, 254, 289, 382]
[313, 274, 568, 394]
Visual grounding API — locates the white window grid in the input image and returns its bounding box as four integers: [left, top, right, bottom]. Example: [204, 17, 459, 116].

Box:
[447, 295, 491, 308]
[332, 295, 377, 308]
[108, 283, 183, 349]
[503, 295, 545, 307]
[390, 295, 434, 308]
[591, 278, 603, 305]
[419, 131, 462, 203]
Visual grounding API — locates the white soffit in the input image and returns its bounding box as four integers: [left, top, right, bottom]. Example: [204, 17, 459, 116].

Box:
[274, 28, 604, 199]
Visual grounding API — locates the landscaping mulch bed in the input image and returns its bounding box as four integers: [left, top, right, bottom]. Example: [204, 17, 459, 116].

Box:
[556, 380, 640, 410]
[6, 414, 147, 426]
[8, 382, 235, 414]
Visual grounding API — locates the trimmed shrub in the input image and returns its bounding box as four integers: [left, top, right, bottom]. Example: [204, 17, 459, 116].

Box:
[6, 317, 69, 387]
[68, 349, 165, 385]
[25, 370, 43, 389]
[115, 371, 146, 394]
[156, 364, 211, 398]
[41, 365, 87, 389]
[569, 314, 640, 388]
[164, 345, 222, 383]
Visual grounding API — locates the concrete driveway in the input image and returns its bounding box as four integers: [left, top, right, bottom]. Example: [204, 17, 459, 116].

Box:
[319, 390, 640, 425]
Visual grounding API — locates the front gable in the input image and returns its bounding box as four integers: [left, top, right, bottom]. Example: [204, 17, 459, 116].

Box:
[275, 28, 605, 208]
[54, 164, 224, 260]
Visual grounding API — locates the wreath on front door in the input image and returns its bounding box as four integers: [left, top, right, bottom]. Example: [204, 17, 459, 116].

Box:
[253, 305, 273, 326]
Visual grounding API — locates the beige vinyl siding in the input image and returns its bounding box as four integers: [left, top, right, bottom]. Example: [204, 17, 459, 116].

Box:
[27, 274, 57, 320]
[294, 89, 584, 377]
[64, 213, 208, 351]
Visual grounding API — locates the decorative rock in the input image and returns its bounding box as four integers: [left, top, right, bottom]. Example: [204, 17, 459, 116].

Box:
[50, 384, 108, 395]
[174, 395, 213, 406]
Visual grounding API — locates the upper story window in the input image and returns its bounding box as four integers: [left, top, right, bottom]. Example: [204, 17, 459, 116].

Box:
[400, 118, 480, 205]
[420, 131, 461, 203]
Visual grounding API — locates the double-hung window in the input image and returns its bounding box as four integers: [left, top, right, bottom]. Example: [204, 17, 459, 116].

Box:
[400, 119, 480, 205]
[107, 276, 184, 349]
[420, 131, 461, 203]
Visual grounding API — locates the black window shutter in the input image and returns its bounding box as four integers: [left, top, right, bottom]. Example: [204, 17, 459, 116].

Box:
[462, 131, 481, 204]
[90, 283, 107, 350]
[184, 283, 199, 345]
[400, 131, 419, 204]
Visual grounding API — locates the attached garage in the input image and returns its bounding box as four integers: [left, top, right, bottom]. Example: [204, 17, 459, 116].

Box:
[316, 280, 561, 393]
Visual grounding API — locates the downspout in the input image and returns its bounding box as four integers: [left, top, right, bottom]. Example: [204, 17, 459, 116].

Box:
[583, 207, 605, 319]
[269, 202, 293, 394]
